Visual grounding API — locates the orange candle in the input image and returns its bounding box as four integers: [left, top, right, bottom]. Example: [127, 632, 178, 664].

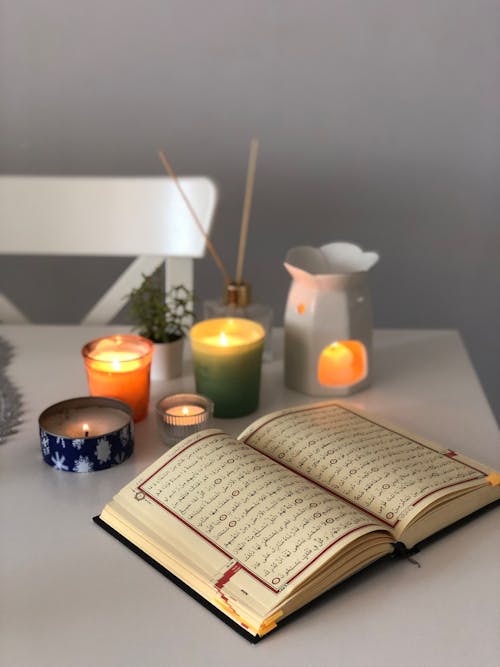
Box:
[82, 335, 153, 421]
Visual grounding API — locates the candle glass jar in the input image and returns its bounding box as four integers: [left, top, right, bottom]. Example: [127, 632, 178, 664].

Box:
[82, 334, 153, 421]
[190, 318, 265, 418]
[203, 282, 273, 360]
[155, 393, 213, 447]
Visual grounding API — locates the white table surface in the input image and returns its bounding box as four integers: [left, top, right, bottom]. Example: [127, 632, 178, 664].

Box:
[1, 326, 499, 667]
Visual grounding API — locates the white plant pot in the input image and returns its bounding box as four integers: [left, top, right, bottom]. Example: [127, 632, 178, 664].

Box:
[150, 338, 184, 381]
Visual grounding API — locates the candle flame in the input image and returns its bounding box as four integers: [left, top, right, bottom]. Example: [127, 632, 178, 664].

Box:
[327, 342, 353, 362]
[219, 331, 229, 346]
[82, 423, 90, 437]
[112, 357, 121, 371]
[182, 406, 189, 416]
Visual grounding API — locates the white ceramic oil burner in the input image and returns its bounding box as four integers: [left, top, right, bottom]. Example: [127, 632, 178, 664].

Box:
[284, 242, 379, 396]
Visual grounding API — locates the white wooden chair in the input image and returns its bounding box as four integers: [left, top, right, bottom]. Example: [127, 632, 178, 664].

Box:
[0, 175, 218, 323]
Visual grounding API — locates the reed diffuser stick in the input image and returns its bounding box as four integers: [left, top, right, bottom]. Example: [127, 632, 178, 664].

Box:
[158, 150, 231, 284]
[235, 138, 259, 284]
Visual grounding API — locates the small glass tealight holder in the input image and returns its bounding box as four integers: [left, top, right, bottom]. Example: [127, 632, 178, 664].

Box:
[155, 393, 214, 448]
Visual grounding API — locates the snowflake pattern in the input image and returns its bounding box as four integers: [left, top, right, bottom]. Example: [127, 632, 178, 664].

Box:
[120, 426, 130, 446]
[73, 456, 94, 473]
[96, 438, 111, 463]
[41, 433, 51, 456]
[51, 451, 69, 471]
[114, 451, 126, 464]
[41, 421, 132, 473]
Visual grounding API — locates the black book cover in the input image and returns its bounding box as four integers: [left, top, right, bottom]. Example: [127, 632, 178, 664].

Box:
[93, 515, 262, 644]
[93, 499, 499, 642]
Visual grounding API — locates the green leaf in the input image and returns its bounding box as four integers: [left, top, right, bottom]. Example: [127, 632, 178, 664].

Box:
[127, 269, 196, 343]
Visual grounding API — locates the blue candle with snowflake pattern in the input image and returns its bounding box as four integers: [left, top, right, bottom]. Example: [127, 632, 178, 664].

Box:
[38, 397, 134, 473]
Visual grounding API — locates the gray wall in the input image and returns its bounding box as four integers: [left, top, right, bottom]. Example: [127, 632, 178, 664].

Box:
[1, 1, 499, 420]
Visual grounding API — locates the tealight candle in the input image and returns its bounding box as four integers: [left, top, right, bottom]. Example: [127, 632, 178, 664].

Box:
[156, 393, 213, 447]
[39, 397, 134, 473]
[81, 335, 153, 421]
[317, 340, 366, 387]
[164, 404, 206, 422]
[189, 318, 265, 418]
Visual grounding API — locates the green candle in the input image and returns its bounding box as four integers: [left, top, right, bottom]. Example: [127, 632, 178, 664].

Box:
[190, 318, 265, 418]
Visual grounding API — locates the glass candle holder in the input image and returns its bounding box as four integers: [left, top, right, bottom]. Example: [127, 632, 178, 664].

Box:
[203, 281, 274, 360]
[190, 318, 265, 418]
[156, 393, 213, 447]
[81, 334, 153, 422]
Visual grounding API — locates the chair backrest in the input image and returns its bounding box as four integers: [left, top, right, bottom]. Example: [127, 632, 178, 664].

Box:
[0, 175, 218, 323]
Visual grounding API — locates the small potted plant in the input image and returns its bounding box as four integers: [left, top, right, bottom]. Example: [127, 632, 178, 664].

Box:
[128, 270, 195, 381]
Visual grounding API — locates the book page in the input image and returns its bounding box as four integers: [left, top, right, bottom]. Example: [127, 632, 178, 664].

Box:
[239, 403, 488, 531]
[131, 429, 385, 593]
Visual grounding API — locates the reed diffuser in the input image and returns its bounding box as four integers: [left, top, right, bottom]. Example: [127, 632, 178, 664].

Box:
[202, 139, 273, 358]
[158, 141, 274, 359]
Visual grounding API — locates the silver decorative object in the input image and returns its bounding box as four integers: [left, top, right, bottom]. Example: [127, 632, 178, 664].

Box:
[0, 336, 23, 444]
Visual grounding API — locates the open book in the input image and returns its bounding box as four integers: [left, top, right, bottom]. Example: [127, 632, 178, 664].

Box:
[95, 401, 500, 641]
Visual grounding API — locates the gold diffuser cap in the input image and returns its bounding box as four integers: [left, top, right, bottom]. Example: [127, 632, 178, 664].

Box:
[224, 282, 252, 307]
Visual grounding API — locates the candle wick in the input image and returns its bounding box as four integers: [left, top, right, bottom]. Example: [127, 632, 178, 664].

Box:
[84, 429, 89, 438]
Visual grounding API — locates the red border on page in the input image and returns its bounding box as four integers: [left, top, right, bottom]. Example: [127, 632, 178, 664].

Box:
[137, 404, 485, 594]
[241, 403, 485, 525]
[138, 434, 377, 594]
